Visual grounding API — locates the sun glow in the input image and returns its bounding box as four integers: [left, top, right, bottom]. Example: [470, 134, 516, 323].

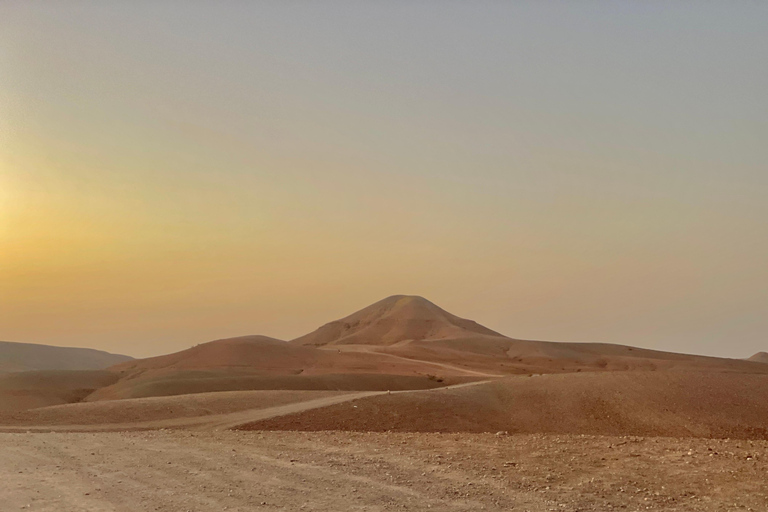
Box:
[0, 170, 14, 238]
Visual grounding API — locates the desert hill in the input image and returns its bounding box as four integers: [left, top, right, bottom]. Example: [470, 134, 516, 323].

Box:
[748, 352, 768, 363]
[0, 370, 120, 413]
[106, 296, 764, 382]
[107, 334, 480, 377]
[4, 295, 767, 422]
[292, 295, 503, 347]
[243, 370, 768, 440]
[88, 334, 481, 401]
[111, 336, 317, 372]
[96, 297, 768, 403]
[0, 340, 132, 374]
[292, 296, 768, 376]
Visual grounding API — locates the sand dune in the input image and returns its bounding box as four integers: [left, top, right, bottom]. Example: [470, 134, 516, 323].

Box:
[0, 341, 132, 374]
[243, 371, 768, 440]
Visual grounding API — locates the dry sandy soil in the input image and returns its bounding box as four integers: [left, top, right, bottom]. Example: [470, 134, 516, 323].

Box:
[0, 382, 488, 432]
[0, 371, 120, 413]
[246, 371, 768, 440]
[6, 372, 768, 440]
[0, 390, 350, 427]
[3, 430, 767, 512]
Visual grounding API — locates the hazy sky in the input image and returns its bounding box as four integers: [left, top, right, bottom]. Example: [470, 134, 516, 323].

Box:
[1, 2, 766, 358]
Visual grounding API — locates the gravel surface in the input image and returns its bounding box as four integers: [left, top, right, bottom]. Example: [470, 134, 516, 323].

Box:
[3, 431, 767, 511]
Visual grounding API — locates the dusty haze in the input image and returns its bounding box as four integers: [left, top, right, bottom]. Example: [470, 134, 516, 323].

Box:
[1, 2, 767, 358]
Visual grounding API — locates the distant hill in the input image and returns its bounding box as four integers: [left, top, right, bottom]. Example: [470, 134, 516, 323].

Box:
[748, 352, 768, 363]
[290, 295, 767, 376]
[291, 295, 503, 347]
[0, 341, 133, 374]
[108, 334, 448, 376]
[110, 336, 310, 372]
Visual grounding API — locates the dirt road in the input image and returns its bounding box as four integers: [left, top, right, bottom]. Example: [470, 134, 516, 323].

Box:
[3, 430, 768, 512]
[329, 345, 505, 378]
[0, 380, 491, 433]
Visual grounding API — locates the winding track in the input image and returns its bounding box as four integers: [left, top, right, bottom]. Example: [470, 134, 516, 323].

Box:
[327, 344, 506, 378]
[0, 380, 493, 433]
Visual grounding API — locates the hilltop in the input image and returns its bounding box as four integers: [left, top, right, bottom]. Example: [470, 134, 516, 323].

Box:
[292, 295, 503, 347]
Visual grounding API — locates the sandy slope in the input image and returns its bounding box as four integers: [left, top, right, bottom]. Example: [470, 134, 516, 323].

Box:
[328, 344, 506, 377]
[107, 333, 481, 378]
[245, 370, 768, 440]
[110, 335, 313, 372]
[0, 341, 132, 374]
[85, 370, 478, 402]
[0, 392, 381, 433]
[88, 331, 492, 402]
[2, 431, 766, 512]
[0, 381, 487, 432]
[0, 370, 120, 413]
[0, 389, 348, 427]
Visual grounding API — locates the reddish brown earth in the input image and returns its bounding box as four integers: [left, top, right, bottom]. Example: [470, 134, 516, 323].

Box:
[88, 333, 483, 402]
[0, 390, 349, 426]
[0, 370, 120, 413]
[85, 370, 475, 402]
[244, 371, 768, 440]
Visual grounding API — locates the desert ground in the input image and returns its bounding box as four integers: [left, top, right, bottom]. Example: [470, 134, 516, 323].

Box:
[3, 296, 768, 510]
[3, 430, 768, 512]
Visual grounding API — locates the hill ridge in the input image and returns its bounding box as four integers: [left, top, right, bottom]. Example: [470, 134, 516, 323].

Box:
[0, 340, 133, 374]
